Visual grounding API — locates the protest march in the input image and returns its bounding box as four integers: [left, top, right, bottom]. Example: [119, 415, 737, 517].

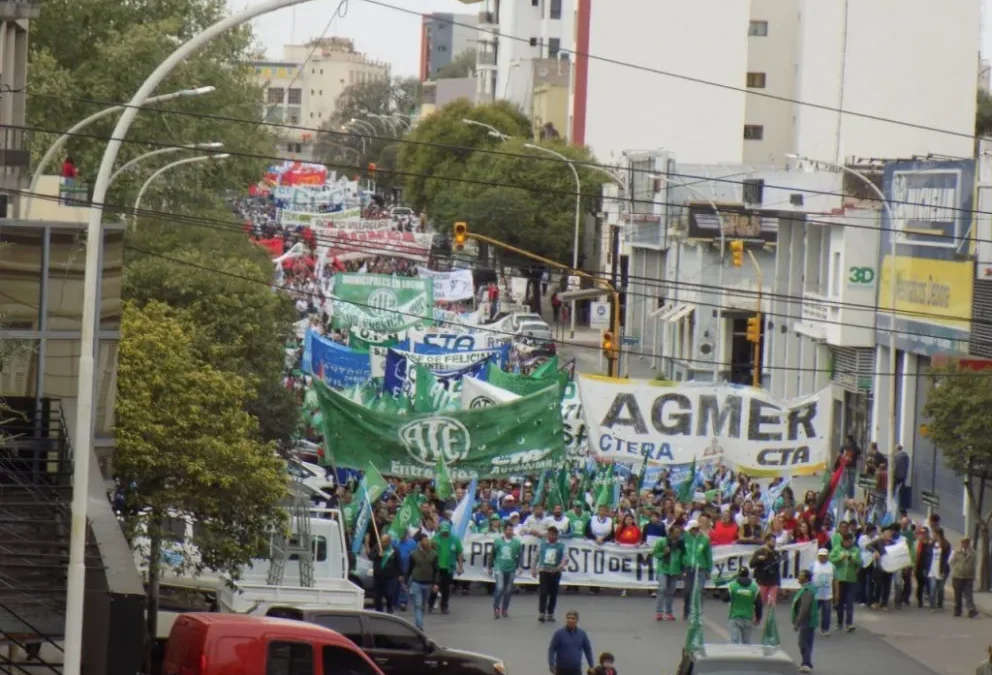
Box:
[244, 162, 968, 648]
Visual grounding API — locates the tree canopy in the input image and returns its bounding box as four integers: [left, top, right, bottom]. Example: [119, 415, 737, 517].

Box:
[977, 89, 992, 138]
[435, 50, 477, 79]
[923, 367, 992, 478]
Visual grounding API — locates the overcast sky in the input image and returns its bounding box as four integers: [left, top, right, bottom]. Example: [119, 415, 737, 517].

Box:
[229, 0, 992, 78]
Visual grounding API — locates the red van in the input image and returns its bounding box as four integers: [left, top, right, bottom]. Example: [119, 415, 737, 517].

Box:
[163, 613, 385, 675]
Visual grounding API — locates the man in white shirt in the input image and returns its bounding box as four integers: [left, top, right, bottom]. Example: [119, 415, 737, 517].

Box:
[543, 504, 570, 536]
[523, 504, 549, 537]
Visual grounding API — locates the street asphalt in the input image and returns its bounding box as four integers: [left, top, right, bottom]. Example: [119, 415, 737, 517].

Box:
[414, 589, 981, 675]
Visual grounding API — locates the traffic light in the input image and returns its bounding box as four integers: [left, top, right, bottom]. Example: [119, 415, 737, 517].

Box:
[367, 162, 377, 177]
[730, 239, 744, 267]
[602, 331, 615, 358]
[746, 314, 762, 343]
[453, 222, 468, 249]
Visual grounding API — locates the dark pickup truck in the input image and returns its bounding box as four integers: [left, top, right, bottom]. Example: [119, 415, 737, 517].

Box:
[264, 606, 507, 675]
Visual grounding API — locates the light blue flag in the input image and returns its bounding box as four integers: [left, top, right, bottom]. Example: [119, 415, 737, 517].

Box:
[533, 471, 548, 507]
[763, 477, 791, 515]
[351, 490, 372, 554]
[452, 477, 478, 541]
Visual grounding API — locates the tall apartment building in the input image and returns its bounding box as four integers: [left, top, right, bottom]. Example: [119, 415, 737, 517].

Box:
[419, 12, 478, 81]
[252, 37, 390, 160]
[571, 0, 980, 164]
[467, 0, 574, 111]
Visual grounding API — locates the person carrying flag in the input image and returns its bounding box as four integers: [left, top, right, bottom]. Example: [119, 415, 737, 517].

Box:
[682, 520, 713, 620]
[791, 569, 818, 673]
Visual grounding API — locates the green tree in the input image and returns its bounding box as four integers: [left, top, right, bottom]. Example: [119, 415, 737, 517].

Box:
[124, 225, 300, 447]
[977, 89, 992, 138]
[922, 366, 992, 589]
[28, 0, 273, 211]
[396, 99, 532, 212]
[435, 50, 477, 79]
[115, 301, 287, 648]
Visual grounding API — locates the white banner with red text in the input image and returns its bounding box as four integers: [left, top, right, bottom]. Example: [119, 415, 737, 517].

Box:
[318, 231, 434, 262]
[459, 534, 817, 590]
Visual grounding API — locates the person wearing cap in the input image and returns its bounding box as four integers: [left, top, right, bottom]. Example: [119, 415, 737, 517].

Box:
[950, 535, 980, 618]
[498, 493, 520, 520]
[681, 519, 713, 621]
[429, 522, 464, 615]
[489, 520, 523, 619]
[809, 547, 835, 636]
[727, 566, 758, 644]
[791, 569, 818, 673]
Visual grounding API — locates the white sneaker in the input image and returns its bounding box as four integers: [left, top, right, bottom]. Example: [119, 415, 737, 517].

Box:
[799, 666, 813, 673]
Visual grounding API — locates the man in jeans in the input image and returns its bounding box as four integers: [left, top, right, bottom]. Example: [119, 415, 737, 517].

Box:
[489, 520, 523, 619]
[534, 525, 566, 623]
[430, 522, 464, 615]
[727, 568, 758, 644]
[829, 533, 860, 633]
[950, 536, 980, 618]
[652, 524, 683, 621]
[405, 535, 439, 630]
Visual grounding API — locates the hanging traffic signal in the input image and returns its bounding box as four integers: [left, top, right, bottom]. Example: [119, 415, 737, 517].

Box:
[453, 222, 468, 248]
[730, 239, 744, 267]
[602, 331, 615, 357]
[746, 314, 762, 343]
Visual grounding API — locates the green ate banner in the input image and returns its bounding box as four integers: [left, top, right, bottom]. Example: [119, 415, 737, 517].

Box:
[315, 379, 565, 479]
[331, 273, 433, 334]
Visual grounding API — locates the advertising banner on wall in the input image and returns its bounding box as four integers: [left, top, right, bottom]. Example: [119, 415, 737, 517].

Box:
[975, 147, 992, 280]
[577, 375, 831, 475]
[878, 160, 975, 355]
[686, 205, 797, 246]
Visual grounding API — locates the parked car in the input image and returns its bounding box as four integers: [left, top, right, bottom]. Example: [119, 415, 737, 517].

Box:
[673, 645, 795, 675]
[287, 459, 336, 501]
[510, 312, 543, 331]
[517, 320, 556, 356]
[163, 612, 384, 675]
[263, 607, 507, 675]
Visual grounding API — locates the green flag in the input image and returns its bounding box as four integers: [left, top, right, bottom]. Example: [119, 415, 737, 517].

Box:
[595, 464, 615, 508]
[388, 494, 422, 540]
[545, 469, 570, 510]
[331, 273, 433, 333]
[684, 568, 705, 653]
[677, 459, 697, 505]
[487, 362, 568, 397]
[530, 356, 559, 379]
[533, 470, 548, 506]
[364, 462, 389, 503]
[348, 330, 401, 352]
[435, 456, 454, 500]
[413, 366, 460, 413]
[761, 606, 781, 647]
[316, 380, 564, 478]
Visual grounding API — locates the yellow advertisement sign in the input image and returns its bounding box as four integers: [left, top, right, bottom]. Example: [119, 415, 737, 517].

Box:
[877, 255, 973, 329]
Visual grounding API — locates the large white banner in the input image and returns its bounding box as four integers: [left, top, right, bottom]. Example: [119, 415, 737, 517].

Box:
[561, 381, 588, 461]
[409, 327, 511, 352]
[577, 375, 831, 476]
[319, 231, 434, 262]
[416, 267, 475, 301]
[460, 534, 817, 590]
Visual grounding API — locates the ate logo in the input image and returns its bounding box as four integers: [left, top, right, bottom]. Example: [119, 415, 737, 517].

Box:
[470, 396, 495, 409]
[399, 417, 472, 466]
[367, 288, 400, 316]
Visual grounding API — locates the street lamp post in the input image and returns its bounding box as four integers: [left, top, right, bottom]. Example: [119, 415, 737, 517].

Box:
[25, 85, 216, 218]
[525, 143, 581, 339]
[462, 118, 510, 140]
[132, 154, 230, 224]
[348, 118, 377, 136]
[788, 153, 899, 515]
[63, 2, 317, 673]
[386, 114, 411, 130]
[359, 113, 390, 134]
[107, 142, 223, 185]
[651, 173, 728, 383]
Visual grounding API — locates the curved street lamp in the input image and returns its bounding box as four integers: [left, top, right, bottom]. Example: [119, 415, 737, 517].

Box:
[26, 85, 216, 218]
[108, 141, 224, 185]
[462, 118, 510, 140]
[131, 153, 230, 224]
[65, 3, 316, 671]
[348, 118, 377, 136]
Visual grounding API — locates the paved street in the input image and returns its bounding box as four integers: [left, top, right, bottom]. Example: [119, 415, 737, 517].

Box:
[417, 590, 981, 675]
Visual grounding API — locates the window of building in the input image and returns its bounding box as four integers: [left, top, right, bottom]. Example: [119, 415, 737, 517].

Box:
[743, 124, 764, 140]
[745, 72, 766, 89]
[310, 89, 314, 95]
[529, 37, 538, 47]
[287, 88, 302, 104]
[748, 20, 768, 36]
[320, 69, 324, 74]
[267, 642, 313, 675]
[319, 90, 323, 95]
[550, 0, 562, 19]
[742, 178, 764, 204]
[548, 38, 560, 59]
[266, 87, 285, 104]
[531, 0, 538, 5]
[310, 112, 314, 119]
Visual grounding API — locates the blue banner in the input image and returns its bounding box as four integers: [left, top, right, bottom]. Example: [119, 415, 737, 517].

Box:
[305, 329, 371, 389]
[382, 349, 495, 399]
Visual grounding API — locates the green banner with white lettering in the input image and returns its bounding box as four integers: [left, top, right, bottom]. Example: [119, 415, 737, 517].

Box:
[316, 379, 565, 479]
[331, 273, 433, 334]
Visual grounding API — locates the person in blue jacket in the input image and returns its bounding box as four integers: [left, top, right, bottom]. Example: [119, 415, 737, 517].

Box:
[394, 530, 418, 611]
[548, 610, 594, 675]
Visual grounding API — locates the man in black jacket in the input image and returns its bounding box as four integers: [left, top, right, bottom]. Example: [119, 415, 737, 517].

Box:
[749, 534, 782, 619]
[371, 533, 404, 614]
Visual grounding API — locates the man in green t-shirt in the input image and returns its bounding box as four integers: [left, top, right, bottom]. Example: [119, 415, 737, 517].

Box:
[682, 520, 713, 620]
[727, 568, 758, 644]
[566, 503, 589, 540]
[652, 524, 683, 621]
[430, 522, 464, 615]
[488, 520, 523, 619]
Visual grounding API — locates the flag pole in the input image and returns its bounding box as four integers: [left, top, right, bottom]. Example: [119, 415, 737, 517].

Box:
[367, 490, 383, 550]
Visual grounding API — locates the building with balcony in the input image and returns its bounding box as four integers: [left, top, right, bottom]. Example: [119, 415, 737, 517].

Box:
[463, 0, 574, 111]
[530, 58, 568, 140]
[570, 0, 979, 166]
[252, 38, 391, 161]
[419, 12, 477, 81]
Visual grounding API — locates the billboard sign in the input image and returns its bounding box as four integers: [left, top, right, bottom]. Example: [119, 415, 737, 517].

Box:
[878, 160, 975, 355]
[686, 204, 789, 246]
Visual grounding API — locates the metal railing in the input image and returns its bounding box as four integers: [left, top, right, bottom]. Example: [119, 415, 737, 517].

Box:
[478, 51, 497, 66]
[0, 126, 30, 172]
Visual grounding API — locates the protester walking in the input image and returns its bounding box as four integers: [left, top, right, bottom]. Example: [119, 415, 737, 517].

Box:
[950, 536, 980, 618]
[682, 520, 713, 620]
[652, 523, 683, 621]
[792, 569, 818, 673]
[727, 567, 758, 644]
[371, 533, 403, 614]
[749, 534, 782, 623]
[809, 548, 834, 636]
[977, 644, 992, 675]
[534, 525, 566, 623]
[829, 533, 859, 632]
[929, 527, 951, 611]
[489, 520, 523, 619]
[405, 535, 439, 630]
[547, 610, 594, 675]
[430, 522, 464, 615]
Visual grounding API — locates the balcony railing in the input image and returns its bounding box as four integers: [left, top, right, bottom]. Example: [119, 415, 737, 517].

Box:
[0, 127, 30, 170]
[478, 10, 496, 25]
[0, 0, 41, 20]
[478, 51, 497, 66]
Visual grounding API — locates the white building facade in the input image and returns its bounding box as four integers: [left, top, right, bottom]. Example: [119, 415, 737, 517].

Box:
[571, 0, 980, 165]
